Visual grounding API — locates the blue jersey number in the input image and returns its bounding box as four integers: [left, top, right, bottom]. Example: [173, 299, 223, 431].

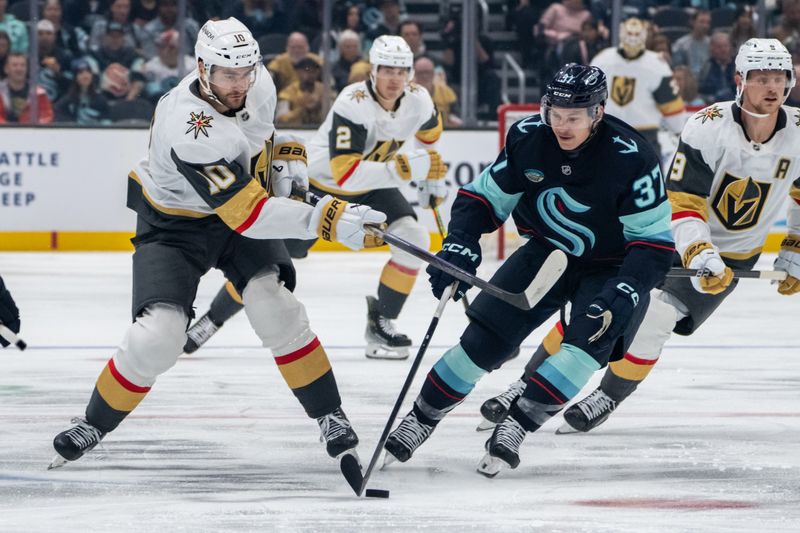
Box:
[632, 165, 665, 208]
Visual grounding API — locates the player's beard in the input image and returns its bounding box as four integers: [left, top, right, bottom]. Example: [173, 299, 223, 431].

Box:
[219, 91, 247, 111]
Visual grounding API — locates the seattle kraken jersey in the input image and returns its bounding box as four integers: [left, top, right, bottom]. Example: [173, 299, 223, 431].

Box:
[306, 80, 442, 194]
[127, 66, 317, 240]
[452, 113, 675, 292]
[668, 102, 800, 259]
[591, 48, 684, 130]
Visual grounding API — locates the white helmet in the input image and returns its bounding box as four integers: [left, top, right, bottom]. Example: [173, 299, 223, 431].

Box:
[735, 38, 796, 109]
[195, 18, 261, 101]
[369, 35, 414, 85]
[619, 18, 647, 58]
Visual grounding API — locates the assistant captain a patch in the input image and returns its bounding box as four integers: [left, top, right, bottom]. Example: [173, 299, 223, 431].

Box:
[185, 111, 213, 139]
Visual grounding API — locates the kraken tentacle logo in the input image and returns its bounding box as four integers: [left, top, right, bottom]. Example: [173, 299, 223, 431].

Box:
[536, 187, 596, 255]
[611, 76, 636, 106]
[711, 172, 771, 231]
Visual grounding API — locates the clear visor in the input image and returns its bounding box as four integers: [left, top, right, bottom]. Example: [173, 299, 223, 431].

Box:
[374, 65, 411, 81]
[208, 64, 258, 91]
[541, 97, 600, 129]
[744, 70, 794, 93]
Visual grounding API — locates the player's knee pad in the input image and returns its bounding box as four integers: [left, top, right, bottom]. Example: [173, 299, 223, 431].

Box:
[242, 270, 313, 353]
[116, 303, 188, 384]
[460, 319, 518, 371]
[387, 216, 429, 270]
[627, 291, 679, 360]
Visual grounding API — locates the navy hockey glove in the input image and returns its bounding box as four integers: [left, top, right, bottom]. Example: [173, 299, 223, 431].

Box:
[585, 277, 640, 343]
[0, 277, 21, 348]
[427, 231, 481, 301]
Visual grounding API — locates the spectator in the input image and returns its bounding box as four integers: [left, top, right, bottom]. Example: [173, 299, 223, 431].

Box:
[54, 58, 111, 124]
[729, 4, 756, 52]
[672, 65, 705, 106]
[672, 9, 711, 78]
[64, 0, 112, 33]
[399, 20, 426, 59]
[90, 21, 146, 101]
[89, 0, 147, 54]
[511, 0, 547, 70]
[366, 0, 403, 44]
[37, 19, 74, 104]
[222, 0, 288, 41]
[561, 18, 608, 65]
[131, 0, 158, 25]
[539, 0, 591, 46]
[413, 56, 461, 128]
[648, 30, 672, 66]
[340, 2, 365, 41]
[0, 30, 10, 79]
[286, 0, 324, 39]
[141, 0, 199, 59]
[141, 28, 193, 102]
[267, 32, 322, 93]
[0, 53, 54, 124]
[43, 0, 90, 58]
[0, 0, 28, 53]
[772, 0, 800, 43]
[331, 29, 369, 92]
[275, 55, 330, 125]
[698, 31, 735, 104]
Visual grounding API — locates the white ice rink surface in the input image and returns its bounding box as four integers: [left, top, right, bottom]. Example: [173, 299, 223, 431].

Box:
[0, 251, 798, 532]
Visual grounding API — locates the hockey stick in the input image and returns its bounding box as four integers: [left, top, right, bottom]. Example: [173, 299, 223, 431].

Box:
[292, 184, 568, 311]
[0, 324, 26, 351]
[667, 268, 787, 281]
[431, 205, 471, 311]
[358, 282, 456, 496]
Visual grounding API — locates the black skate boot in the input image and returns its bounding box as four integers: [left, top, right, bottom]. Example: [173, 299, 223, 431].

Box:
[317, 407, 359, 458]
[183, 312, 221, 354]
[557, 387, 617, 434]
[477, 378, 526, 431]
[49, 417, 106, 469]
[383, 410, 435, 465]
[477, 415, 527, 478]
[365, 296, 412, 360]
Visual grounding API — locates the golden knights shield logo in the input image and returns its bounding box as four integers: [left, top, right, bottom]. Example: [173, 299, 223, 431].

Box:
[711, 173, 771, 231]
[611, 76, 636, 106]
[250, 139, 273, 191]
[364, 139, 404, 162]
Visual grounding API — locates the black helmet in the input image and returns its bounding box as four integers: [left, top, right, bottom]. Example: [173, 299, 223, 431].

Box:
[543, 63, 607, 108]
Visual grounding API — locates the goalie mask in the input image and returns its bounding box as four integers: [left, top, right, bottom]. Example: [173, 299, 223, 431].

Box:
[619, 17, 647, 58]
[735, 38, 795, 115]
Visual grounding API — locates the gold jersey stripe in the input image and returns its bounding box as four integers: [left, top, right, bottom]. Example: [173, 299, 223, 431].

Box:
[790, 186, 800, 201]
[720, 246, 762, 260]
[415, 112, 443, 144]
[129, 171, 209, 219]
[308, 178, 370, 196]
[658, 98, 685, 116]
[379, 262, 418, 295]
[96, 365, 148, 412]
[668, 190, 709, 221]
[330, 153, 363, 183]
[275, 345, 332, 389]
[225, 280, 243, 304]
[214, 179, 268, 229]
[609, 357, 657, 381]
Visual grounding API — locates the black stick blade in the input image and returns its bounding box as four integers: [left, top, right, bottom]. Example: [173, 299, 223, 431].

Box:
[339, 453, 363, 496]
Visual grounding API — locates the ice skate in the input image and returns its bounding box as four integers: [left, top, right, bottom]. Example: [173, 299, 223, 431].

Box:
[317, 407, 359, 459]
[183, 312, 221, 354]
[383, 410, 435, 466]
[477, 415, 527, 478]
[556, 387, 617, 434]
[365, 296, 412, 360]
[49, 417, 106, 469]
[476, 378, 526, 431]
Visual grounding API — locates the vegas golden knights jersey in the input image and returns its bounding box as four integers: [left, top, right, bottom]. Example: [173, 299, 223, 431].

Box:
[668, 102, 800, 259]
[591, 48, 685, 132]
[306, 80, 443, 195]
[127, 66, 318, 240]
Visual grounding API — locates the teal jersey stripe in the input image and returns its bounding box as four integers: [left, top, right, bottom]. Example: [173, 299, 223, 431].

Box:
[620, 200, 673, 243]
[464, 166, 522, 222]
[536, 344, 601, 399]
[433, 345, 485, 395]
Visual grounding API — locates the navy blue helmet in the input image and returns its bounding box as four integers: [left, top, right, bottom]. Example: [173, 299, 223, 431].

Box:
[544, 63, 607, 108]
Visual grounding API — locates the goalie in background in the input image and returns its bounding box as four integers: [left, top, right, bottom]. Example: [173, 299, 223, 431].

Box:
[184, 34, 448, 360]
[481, 38, 800, 438]
[382, 63, 674, 477]
[50, 18, 386, 470]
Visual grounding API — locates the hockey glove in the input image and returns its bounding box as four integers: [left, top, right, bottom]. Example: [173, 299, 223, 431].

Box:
[0, 277, 21, 348]
[388, 149, 446, 183]
[309, 195, 387, 250]
[269, 134, 309, 198]
[585, 277, 640, 344]
[427, 230, 481, 301]
[774, 234, 800, 295]
[682, 241, 733, 295]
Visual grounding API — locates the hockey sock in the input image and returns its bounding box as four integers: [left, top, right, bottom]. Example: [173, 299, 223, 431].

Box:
[523, 321, 564, 379]
[273, 336, 341, 419]
[516, 343, 601, 432]
[86, 358, 151, 433]
[376, 260, 418, 319]
[413, 344, 488, 426]
[208, 281, 245, 325]
[602, 353, 658, 402]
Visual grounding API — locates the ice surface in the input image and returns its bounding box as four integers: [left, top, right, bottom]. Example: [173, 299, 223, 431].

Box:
[0, 252, 798, 532]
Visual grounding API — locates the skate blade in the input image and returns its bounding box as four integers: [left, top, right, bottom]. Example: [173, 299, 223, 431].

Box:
[555, 421, 581, 435]
[47, 454, 68, 470]
[475, 417, 496, 432]
[380, 451, 397, 470]
[365, 344, 410, 360]
[476, 453, 508, 478]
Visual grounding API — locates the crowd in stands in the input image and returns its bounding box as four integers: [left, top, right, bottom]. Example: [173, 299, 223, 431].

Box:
[1, 0, 800, 126]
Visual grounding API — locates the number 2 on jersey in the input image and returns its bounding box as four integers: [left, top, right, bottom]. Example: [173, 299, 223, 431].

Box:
[336, 126, 351, 149]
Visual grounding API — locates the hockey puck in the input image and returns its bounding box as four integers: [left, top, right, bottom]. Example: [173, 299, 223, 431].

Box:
[365, 489, 390, 499]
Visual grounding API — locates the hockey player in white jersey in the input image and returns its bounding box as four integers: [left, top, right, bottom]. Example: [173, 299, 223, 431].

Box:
[591, 17, 685, 160]
[184, 35, 447, 360]
[478, 38, 800, 435]
[50, 18, 386, 469]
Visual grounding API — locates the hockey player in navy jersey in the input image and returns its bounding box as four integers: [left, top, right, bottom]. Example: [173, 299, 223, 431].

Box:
[382, 63, 675, 477]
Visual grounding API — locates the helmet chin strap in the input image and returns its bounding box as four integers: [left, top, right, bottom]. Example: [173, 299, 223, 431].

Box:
[736, 80, 784, 119]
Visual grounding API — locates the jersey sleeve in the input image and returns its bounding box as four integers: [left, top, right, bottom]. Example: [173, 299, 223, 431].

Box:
[788, 177, 800, 235]
[413, 88, 443, 147]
